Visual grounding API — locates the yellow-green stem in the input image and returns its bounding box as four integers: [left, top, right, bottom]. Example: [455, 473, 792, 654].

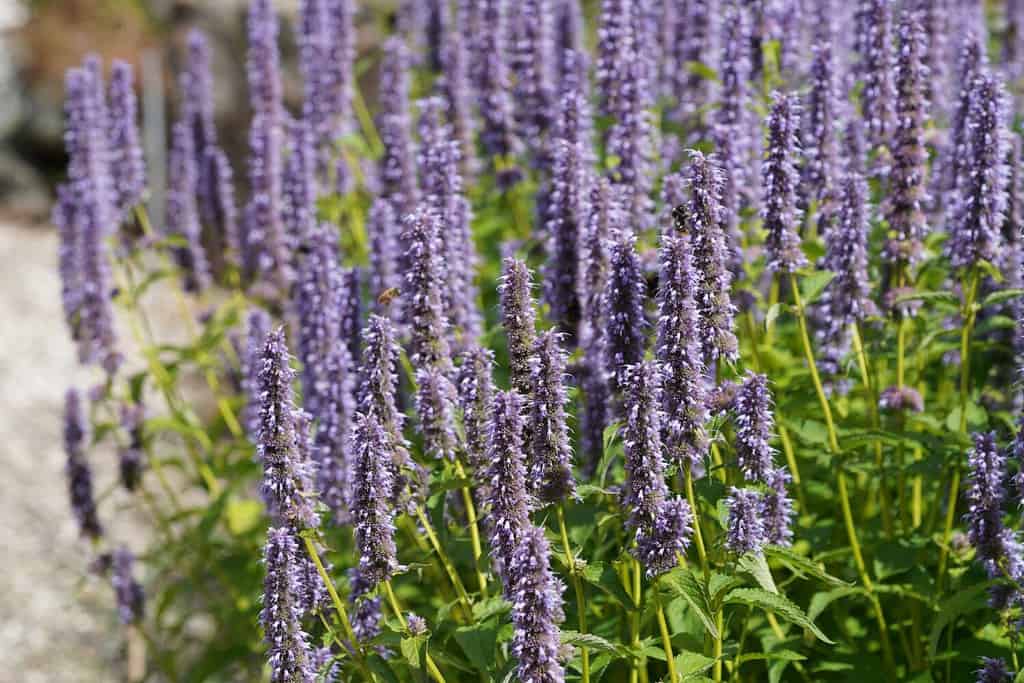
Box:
[655, 590, 679, 683]
[414, 506, 474, 619]
[556, 505, 590, 683]
[630, 559, 643, 683]
[713, 609, 724, 682]
[851, 323, 893, 537]
[383, 580, 447, 683]
[453, 460, 488, 598]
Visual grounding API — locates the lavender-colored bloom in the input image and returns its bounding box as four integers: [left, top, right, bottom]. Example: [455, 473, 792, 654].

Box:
[485, 390, 533, 589]
[854, 0, 896, 149]
[684, 151, 739, 362]
[803, 39, 839, 216]
[916, 0, 947, 108]
[348, 567, 384, 643]
[182, 30, 218, 166]
[965, 432, 1022, 580]
[882, 10, 930, 267]
[512, 0, 555, 143]
[499, 257, 539, 395]
[725, 487, 767, 555]
[295, 225, 343, 417]
[63, 65, 120, 373]
[762, 467, 794, 546]
[878, 385, 925, 412]
[715, 4, 754, 227]
[946, 72, 1010, 270]
[762, 92, 807, 273]
[257, 328, 319, 528]
[107, 61, 145, 216]
[403, 207, 453, 373]
[621, 362, 668, 532]
[543, 136, 587, 344]
[732, 373, 776, 483]
[207, 146, 241, 268]
[415, 367, 459, 462]
[366, 198, 400, 304]
[508, 525, 566, 683]
[311, 647, 340, 682]
[379, 38, 419, 221]
[441, 5, 475, 179]
[597, 0, 633, 122]
[283, 117, 318, 253]
[350, 414, 400, 586]
[312, 339, 356, 524]
[111, 548, 144, 624]
[244, 112, 290, 295]
[656, 231, 708, 469]
[407, 613, 428, 636]
[326, 0, 355, 140]
[358, 315, 406, 452]
[339, 267, 362, 363]
[167, 121, 212, 292]
[65, 388, 102, 539]
[244, 308, 273, 440]
[297, 0, 332, 157]
[602, 233, 647, 394]
[54, 185, 80, 340]
[527, 331, 576, 503]
[118, 402, 146, 491]
[945, 34, 987, 203]
[976, 658, 1012, 683]
[261, 527, 315, 683]
[456, 345, 495, 472]
[247, 0, 283, 120]
[670, 0, 713, 122]
[635, 497, 693, 578]
[477, 0, 521, 163]
[555, 0, 584, 82]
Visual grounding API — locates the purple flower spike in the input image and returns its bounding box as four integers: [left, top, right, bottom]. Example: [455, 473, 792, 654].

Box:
[351, 414, 400, 586]
[283, 117, 318, 253]
[725, 487, 767, 556]
[854, 0, 896, 149]
[635, 496, 693, 578]
[683, 151, 738, 363]
[402, 206, 453, 373]
[715, 3, 754, 234]
[312, 337, 356, 525]
[976, 657, 1012, 683]
[477, 0, 521, 163]
[656, 230, 708, 469]
[366, 198, 400, 305]
[802, 39, 838, 217]
[499, 257, 539, 396]
[528, 331, 576, 504]
[118, 401, 146, 491]
[602, 232, 647, 395]
[244, 112, 290, 296]
[247, 0, 283, 120]
[762, 92, 807, 274]
[456, 345, 496, 473]
[167, 121, 212, 293]
[107, 61, 145, 216]
[965, 432, 1022, 580]
[261, 527, 315, 683]
[441, 5, 475, 178]
[944, 34, 987, 207]
[297, 0, 333, 158]
[326, 0, 355, 141]
[243, 308, 273, 440]
[946, 72, 1010, 271]
[208, 146, 241, 269]
[763, 467, 795, 546]
[379, 38, 419, 221]
[508, 525, 566, 683]
[65, 388, 102, 540]
[543, 135, 588, 345]
[257, 328, 319, 529]
[415, 367, 460, 462]
[111, 547, 145, 624]
[485, 390, 533, 591]
[295, 224, 343, 417]
[882, 10, 930, 269]
[733, 373, 776, 484]
[621, 362, 668, 532]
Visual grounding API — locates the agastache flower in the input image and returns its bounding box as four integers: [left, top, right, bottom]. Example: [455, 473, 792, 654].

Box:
[297, 0, 333, 159]
[684, 151, 739, 362]
[946, 72, 1010, 270]
[366, 198, 400, 305]
[294, 224, 343, 417]
[456, 345, 495, 472]
[976, 657, 1013, 683]
[257, 328, 319, 529]
[854, 0, 896, 149]
[379, 38, 419, 221]
[244, 111, 289, 295]
[635, 496, 693, 578]
[732, 373, 777, 484]
[107, 61, 145, 217]
[882, 10, 930, 268]
[111, 548, 145, 624]
[208, 146, 241, 269]
[597, 0, 633, 122]
[512, 0, 556, 143]
[656, 230, 709, 469]
[621, 362, 668, 532]
[715, 3, 754, 230]
[763, 467, 795, 546]
[803, 38, 839, 218]
[670, 0, 712, 123]
[440, 5, 475, 179]
[543, 135, 588, 345]
[485, 390, 533, 590]
[555, 0, 585, 83]
[916, 0, 947, 108]
[499, 257, 539, 395]
[327, 0, 355, 140]
[508, 525, 567, 683]
[283, 117, 318, 253]
[350, 414, 400, 586]
[65, 388, 102, 540]
[312, 338, 356, 524]
[602, 232, 647, 395]
[965, 432, 1023, 580]
[415, 367, 460, 462]
[477, 0, 521, 165]
[118, 401, 146, 491]
[944, 34, 987, 206]
[762, 92, 807, 273]
[348, 567, 384, 643]
[261, 527, 315, 683]
[247, 0, 283, 120]
[402, 207, 453, 373]
[725, 487, 767, 555]
[167, 121, 212, 293]
[243, 308, 273, 440]
[527, 331, 576, 503]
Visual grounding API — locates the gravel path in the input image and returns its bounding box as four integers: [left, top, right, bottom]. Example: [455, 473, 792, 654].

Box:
[0, 222, 121, 681]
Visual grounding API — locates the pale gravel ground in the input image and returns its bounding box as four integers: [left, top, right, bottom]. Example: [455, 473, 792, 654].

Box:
[0, 222, 126, 681]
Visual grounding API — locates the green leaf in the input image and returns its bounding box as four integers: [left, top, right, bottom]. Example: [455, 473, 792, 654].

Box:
[723, 587, 834, 644]
[685, 60, 719, 82]
[799, 270, 835, 304]
[927, 582, 991, 659]
[676, 651, 716, 676]
[981, 288, 1024, 308]
[765, 546, 852, 587]
[808, 586, 863, 622]
[561, 630, 628, 659]
[471, 596, 510, 622]
[581, 561, 634, 608]
[454, 621, 499, 672]
[737, 650, 807, 664]
[765, 302, 782, 334]
[890, 290, 960, 306]
[400, 634, 428, 670]
[738, 552, 778, 593]
[661, 568, 719, 639]
[224, 498, 263, 536]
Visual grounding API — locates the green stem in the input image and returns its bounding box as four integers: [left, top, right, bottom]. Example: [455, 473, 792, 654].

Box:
[655, 588, 678, 683]
[684, 466, 710, 582]
[851, 323, 893, 537]
[383, 580, 448, 683]
[414, 506, 474, 619]
[936, 268, 980, 591]
[556, 505, 590, 683]
[713, 609, 724, 682]
[789, 273, 896, 681]
[630, 559, 644, 683]
[453, 460, 488, 598]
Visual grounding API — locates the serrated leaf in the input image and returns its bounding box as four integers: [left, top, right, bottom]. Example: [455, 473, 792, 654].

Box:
[927, 582, 991, 659]
[799, 270, 835, 304]
[581, 561, 633, 608]
[890, 290, 960, 306]
[738, 650, 807, 664]
[738, 552, 778, 593]
[400, 634, 427, 670]
[560, 630, 628, 658]
[471, 596, 510, 621]
[454, 622, 499, 672]
[981, 288, 1024, 307]
[676, 650, 716, 676]
[765, 546, 852, 587]
[808, 586, 863, 622]
[724, 587, 834, 644]
[661, 568, 719, 639]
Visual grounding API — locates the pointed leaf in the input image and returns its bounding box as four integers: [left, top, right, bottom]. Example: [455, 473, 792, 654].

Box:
[723, 587, 834, 644]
